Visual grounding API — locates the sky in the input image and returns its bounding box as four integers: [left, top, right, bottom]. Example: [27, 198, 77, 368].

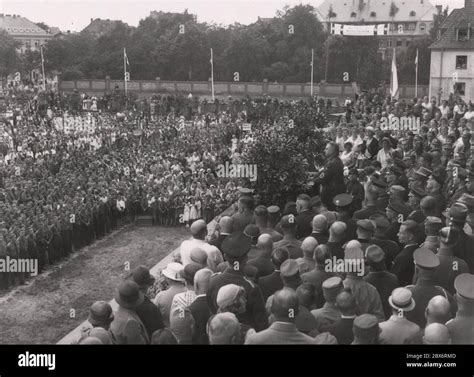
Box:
[1, 0, 465, 32]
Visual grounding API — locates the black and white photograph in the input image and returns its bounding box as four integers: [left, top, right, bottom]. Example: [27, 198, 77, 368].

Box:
[0, 0, 473, 375]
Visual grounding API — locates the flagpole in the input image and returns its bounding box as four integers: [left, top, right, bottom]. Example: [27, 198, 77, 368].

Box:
[415, 49, 419, 99]
[40, 46, 46, 91]
[123, 48, 128, 96]
[311, 48, 314, 97]
[210, 48, 215, 101]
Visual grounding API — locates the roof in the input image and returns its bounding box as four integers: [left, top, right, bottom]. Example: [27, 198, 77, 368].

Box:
[316, 0, 438, 23]
[82, 18, 125, 36]
[430, 7, 474, 49]
[49, 27, 61, 35]
[0, 14, 52, 36]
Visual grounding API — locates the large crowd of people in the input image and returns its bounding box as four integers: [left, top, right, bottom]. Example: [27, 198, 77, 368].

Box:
[1, 86, 474, 345]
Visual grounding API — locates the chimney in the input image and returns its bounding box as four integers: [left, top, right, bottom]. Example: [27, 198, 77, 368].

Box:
[466, 0, 474, 8]
[90, 18, 94, 23]
[436, 5, 442, 13]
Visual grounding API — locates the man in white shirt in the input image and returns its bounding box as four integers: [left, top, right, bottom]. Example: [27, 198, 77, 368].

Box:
[179, 219, 223, 272]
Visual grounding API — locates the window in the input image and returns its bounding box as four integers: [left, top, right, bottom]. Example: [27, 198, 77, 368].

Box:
[408, 23, 416, 31]
[457, 28, 469, 41]
[396, 40, 403, 47]
[370, 11, 376, 17]
[456, 55, 468, 69]
[409, 11, 416, 16]
[351, 12, 357, 17]
[454, 82, 466, 96]
[420, 23, 426, 32]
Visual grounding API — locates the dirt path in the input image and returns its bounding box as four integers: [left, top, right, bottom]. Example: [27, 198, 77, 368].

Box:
[0, 225, 189, 344]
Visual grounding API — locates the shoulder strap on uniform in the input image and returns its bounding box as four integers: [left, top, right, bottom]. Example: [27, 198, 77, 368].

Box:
[243, 277, 255, 288]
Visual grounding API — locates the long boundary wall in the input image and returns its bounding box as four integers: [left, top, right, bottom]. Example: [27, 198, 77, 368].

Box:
[59, 78, 429, 99]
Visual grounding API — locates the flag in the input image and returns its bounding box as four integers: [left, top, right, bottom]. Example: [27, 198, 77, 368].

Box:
[415, 48, 419, 70]
[390, 48, 399, 100]
[124, 48, 129, 66]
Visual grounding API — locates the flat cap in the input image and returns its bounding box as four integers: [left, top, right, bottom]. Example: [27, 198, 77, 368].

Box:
[353, 314, 379, 338]
[357, 219, 375, 232]
[280, 259, 300, 278]
[333, 194, 353, 208]
[389, 185, 406, 194]
[439, 227, 459, 246]
[414, 248, 440, 270]
[366, 245, 385, 264]
[267, 205, 280, 214]
[448, 203, 469, 223]
[243, 224, 260, 239]
[454, 273, 474, 300]
[413, 167, 432, 180]
[409, 185, 427, 199]
[370, 215, 390, 230]
[221, 232, 252, 258]
[280, 214, 297, 228]
[457, 193, 474, 212]
[322, 276, 343, 293]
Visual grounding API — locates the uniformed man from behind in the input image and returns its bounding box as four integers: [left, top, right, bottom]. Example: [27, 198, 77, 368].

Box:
[445, 203, 474, 273]
[207, 231, 268, 331]
[405, 248, 456, 328]
[446, 273, 474, 344]
[333, 194, 357, 243]
[433, 227, 470, 294]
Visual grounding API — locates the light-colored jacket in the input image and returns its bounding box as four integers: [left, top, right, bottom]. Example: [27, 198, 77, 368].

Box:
[379, 315, 420, 345]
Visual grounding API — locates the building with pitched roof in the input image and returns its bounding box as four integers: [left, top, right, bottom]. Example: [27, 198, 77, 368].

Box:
[317, 0, 440, 59]
[429, 0, 474, 101]
[82, 18, 130, 37]
[0, 14, 54, 52]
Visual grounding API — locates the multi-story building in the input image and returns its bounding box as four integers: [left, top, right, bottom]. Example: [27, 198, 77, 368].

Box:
[0, 14, 54, 52]
[429, 0, 474, 101]
[316, 0, 440, 60]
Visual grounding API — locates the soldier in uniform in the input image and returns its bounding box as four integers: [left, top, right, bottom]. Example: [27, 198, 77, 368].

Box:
[446, 273, 474, 344]
[405, 248, 456, 328]
[445, 203, 474, 273]
[333, 194, 357, 243]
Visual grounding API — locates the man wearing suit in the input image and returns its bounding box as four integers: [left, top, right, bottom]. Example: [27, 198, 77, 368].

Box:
[245, 288, 316, 344]
[110, 281, 150, 344]
[363, 245, 399, 319]
[391, 220, 419, 286]
[446, 273, 474, 344]
[447, 203, 474, 273]
[326, 289, 357, 344]
[207, 232, 268, 331]
[247, 234, 275, 279]
[364, 126, 379, 160]
[302, 245, 336, 308]
[379, 288, 420, 344]
[316, 142, 346, 211]
[189, 268, 213, 344]
[295, 194, 314, 239]
[129, 266, 164, 339]
[259, 247, 289, 301]
[154, 263, 186, 327]
[405, 248, 455, 329]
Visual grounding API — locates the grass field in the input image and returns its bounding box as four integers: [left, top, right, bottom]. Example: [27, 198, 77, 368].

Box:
[0, 225, 189, 344]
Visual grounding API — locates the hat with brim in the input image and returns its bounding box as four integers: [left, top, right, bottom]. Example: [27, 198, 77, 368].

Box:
[162, 262, 185, 282]
[130, 265, 155, 289]
[389, 288, 416, 312]
[115, 281, 145, 309]
[88, 301, 114, 327]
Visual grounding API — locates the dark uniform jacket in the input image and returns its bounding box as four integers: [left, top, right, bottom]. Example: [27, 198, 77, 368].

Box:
[258, 271, 283, 301]
[326, 316, 355, 345]
[406, 278, 456, 328]
[446, 304, 474, 344]
[371, 236, 400, 270]
[134, 295, 165, 339]
[364, 270, 399, 319]
[231, 210, 255, 232]
[295, 210, 315, 239]
[207, 268, 268, 331]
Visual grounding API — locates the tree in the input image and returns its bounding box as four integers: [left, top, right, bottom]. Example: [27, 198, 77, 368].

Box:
[430, 6, 449, 40]
[36, 22, 50, 31]
[397, 37, 432, 85]
[0, 31, 20, 81]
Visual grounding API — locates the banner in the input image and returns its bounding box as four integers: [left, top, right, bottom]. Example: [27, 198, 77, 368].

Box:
[331, 23, 388, 36]
[53, 115, 97, 134]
